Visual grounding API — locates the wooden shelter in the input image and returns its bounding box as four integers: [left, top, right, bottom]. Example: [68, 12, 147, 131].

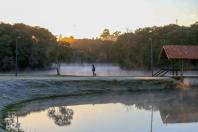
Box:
[160, 45, 198, 60]
[155, 45, 198, 77]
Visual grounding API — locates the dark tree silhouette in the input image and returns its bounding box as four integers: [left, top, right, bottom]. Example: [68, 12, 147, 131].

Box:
[48, 106, 74, 126]
[3, 112, 24, 132]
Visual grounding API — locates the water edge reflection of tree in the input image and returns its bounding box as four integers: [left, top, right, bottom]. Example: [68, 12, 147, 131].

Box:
[48, 106, 74, 126]
[4, 112, 24, 132]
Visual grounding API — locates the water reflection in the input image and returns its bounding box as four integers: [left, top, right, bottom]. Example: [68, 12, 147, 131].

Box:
[3, 89, 198, 132]
[4, 106, 74, 131]
[159, 97, 198, 124]
[48, 106, 74, 126]
[4, 113, 24, 132]
[150, 105, 154, 132]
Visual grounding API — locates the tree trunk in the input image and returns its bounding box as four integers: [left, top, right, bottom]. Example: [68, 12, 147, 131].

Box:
[56, 62, 61, 76]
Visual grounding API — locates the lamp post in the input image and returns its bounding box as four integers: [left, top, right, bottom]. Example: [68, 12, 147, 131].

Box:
[15, 38, 18, 77]
[149, 38, 154, 77]
[15, 35, 37, 77]
[15, 36, 21, 77]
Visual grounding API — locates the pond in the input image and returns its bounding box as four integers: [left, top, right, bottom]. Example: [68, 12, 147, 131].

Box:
[3, 89, 198, 132]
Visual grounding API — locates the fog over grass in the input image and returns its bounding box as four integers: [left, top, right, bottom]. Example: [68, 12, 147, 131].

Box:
[12, 63, 198, 77]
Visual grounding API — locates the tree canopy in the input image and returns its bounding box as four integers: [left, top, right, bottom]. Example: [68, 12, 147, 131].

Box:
[0, 22, 71, 71]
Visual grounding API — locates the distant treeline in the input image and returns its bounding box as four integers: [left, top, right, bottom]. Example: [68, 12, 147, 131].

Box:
[71, 23, 198, 69]
[0, 22, 198, 71]
[71, 39, 113, 63]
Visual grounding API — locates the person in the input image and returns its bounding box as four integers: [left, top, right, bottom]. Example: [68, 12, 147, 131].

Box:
[92, 64, 96, 77]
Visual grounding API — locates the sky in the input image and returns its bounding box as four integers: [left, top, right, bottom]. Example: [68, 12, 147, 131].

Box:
[0, 0, 198, 38]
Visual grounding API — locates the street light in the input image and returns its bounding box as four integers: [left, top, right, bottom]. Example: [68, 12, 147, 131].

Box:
[149, 38, 154, 77]
[15, 35, 38, 77]
[15, 36, 21, 77]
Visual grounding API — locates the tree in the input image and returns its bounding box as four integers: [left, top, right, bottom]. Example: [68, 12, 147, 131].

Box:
[0, 22, 57, 71]
[100, 29, 111, 40]
[50, 40, 72, 75]
[111, 31, 121, 41]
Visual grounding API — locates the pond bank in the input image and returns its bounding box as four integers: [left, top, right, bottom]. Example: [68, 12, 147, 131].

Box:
[0, 76, 178, 131]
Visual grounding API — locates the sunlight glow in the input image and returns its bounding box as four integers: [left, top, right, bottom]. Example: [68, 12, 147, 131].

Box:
[0, 0, 197, 38]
